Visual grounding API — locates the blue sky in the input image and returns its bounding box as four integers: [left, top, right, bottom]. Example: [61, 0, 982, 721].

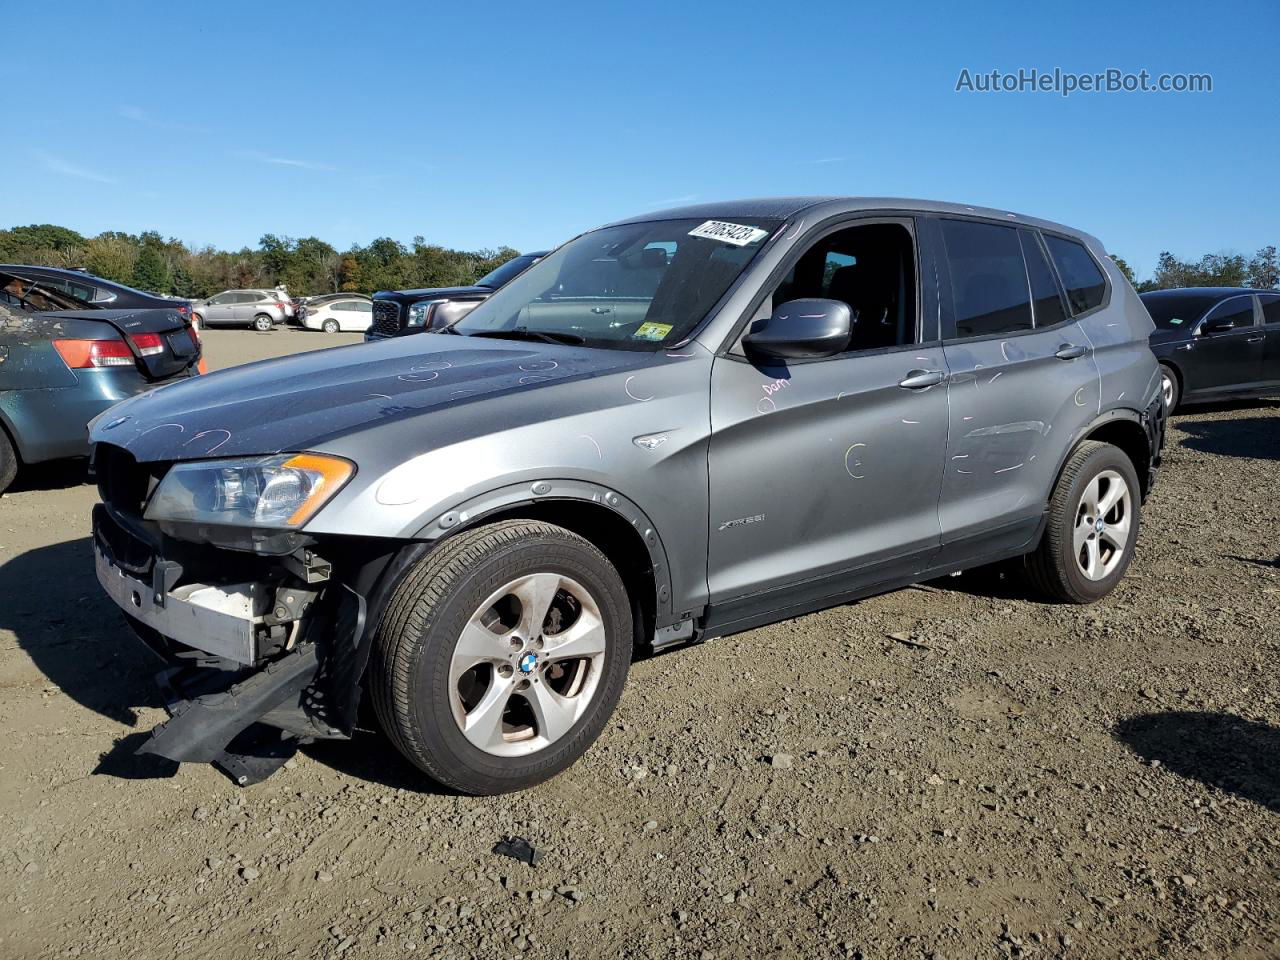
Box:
[4, 0, 1276, 279]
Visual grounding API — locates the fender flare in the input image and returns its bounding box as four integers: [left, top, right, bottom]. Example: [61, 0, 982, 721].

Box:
[410, 478, 676, 622]
[1050, 396, 1164, 498]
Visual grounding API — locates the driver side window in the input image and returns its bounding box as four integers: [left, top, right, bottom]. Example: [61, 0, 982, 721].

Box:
[767, 222, 917, 353]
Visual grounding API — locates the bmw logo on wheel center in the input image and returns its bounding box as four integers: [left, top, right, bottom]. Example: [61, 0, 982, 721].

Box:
[518, 652, 539, 675]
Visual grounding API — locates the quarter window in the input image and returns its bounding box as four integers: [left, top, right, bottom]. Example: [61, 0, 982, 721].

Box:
[1020, 231, 1067, 328]
[1043, 235, 1107, 314]
[1260, 294, 1280, 325]
[941, 220, 1033, 338]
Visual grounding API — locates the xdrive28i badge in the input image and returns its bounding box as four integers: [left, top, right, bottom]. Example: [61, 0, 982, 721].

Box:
[718, 513, 765, 532]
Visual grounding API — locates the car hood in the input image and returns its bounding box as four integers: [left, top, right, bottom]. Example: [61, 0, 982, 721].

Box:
[377, 284, 490, 300]
[89, 334, 662, 462]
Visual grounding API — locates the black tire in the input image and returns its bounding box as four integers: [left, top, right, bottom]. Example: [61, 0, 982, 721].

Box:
[322, 319, 340, 333]
[252, 314, 273, 332]
[1024, 440, 1141, 604]
[1159, 362, 1181, 413]
[370, 520, 632, 795]
[0, 428, 17, 495]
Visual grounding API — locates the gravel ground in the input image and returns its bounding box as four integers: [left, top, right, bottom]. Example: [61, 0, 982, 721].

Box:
[0, 330, 1276, 960]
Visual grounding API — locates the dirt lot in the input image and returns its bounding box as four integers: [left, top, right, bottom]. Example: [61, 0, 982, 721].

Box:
[1, 329, 1276, 960]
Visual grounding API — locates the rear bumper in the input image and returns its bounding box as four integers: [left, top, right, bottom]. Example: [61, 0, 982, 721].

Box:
[1141, 389, 1167, 498]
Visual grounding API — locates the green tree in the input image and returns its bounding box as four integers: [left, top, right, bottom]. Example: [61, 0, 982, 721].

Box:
[1109, 256, 1136, 286]
[1247, 245, 1278, 289]
[132, 233, 172, 293]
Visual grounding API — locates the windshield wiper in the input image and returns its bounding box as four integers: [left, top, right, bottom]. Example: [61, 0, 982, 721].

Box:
[465, 326, 585, 346]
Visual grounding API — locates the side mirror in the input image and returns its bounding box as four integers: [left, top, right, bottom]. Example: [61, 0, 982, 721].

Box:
[1201, 318, 1235, 335]
[743, 298, 852, 360]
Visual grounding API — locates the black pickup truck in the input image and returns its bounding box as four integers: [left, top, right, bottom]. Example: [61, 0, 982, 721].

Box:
[365, 251, 547, 341]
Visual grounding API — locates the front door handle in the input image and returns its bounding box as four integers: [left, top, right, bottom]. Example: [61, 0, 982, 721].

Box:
[1055, 343, 1088, 360]
[898, 369, 945, 389]
[1245, 335, 1264, 343]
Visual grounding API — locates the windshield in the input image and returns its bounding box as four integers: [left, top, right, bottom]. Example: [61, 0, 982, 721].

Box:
[454, 218, 780, 349]
[1141, 293, 1220, 330]
[476, 254, 540, 289]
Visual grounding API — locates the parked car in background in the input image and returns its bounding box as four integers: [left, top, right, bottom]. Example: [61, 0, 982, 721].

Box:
[0, 264, 193, 318]
[302, 297, 374, 333]
[366, 251, 548, 341]
[1141, 287, 1280, 411]
[191, 290, 290, 331]
[87, 197, 1163, 794]
[0, 270, 201, 494]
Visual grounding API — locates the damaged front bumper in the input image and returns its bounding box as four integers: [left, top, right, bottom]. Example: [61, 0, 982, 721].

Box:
[92, 504, 365, 784]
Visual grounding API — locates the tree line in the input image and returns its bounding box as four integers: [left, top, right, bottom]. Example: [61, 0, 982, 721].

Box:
[1, 222, 1276, 299]
[0, 224, 522, 299]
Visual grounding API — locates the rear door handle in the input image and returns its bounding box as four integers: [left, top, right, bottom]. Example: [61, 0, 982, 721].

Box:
[898, 369, 945, 389]
[1245, 335, 1264, 343]
[1055, 343, 1088, 360]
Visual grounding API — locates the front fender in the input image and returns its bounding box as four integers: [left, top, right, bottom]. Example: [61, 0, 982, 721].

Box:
[409, 478, 676, 623]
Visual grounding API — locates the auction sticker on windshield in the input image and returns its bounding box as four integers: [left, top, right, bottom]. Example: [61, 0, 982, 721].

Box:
[688, 220, 770, 246]
[633, 321, 673, 341]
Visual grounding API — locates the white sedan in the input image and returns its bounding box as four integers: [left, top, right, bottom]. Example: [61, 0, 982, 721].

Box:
[302, 298, 373, 333]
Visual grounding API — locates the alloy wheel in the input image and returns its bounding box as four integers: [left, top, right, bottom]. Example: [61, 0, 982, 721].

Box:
[448, 572, 607, 757]
[1073, 469, 1132, 581]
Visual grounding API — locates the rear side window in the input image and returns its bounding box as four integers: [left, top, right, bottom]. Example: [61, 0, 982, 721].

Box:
[1020, 231, 1068, 328]
[1261, 294, 1280, 324]
[1044, 235, 1107, 314]
[941, 220, 1033, 337]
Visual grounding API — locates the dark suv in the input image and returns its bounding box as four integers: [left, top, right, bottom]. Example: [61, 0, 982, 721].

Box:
[89, 198, 1162, 794]
[366, 251, 547, 341]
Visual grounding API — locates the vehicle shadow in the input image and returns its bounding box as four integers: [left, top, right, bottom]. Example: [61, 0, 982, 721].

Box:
[1114, 711, 1280, 813]
[1176, 410, 1280, 462]
[8, 458, 90, 493]
[0, 536, 163, 726]
[302, 724, 454, 795]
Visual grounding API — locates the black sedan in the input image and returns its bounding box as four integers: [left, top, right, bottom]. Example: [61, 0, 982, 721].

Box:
[0, 264, 192, 316]
[1141, 287, 1280, 411]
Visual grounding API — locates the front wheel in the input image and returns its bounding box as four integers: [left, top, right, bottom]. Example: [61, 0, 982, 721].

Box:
[252, 314, 273, 332]
[0, 429, 17, 495]
[322, 319, 340, 333]
[1024, 440, 1141, 603]
[370, 520, 632, 795]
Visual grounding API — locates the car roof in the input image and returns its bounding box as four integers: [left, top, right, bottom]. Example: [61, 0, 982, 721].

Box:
[1140, 286, 1271, 299]
[601, 196, 1099, 244]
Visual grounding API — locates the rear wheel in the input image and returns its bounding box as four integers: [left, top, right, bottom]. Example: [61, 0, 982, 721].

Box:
[0, 429, 17, 495]
[252, 314, 273, 332]
[322, 319, 340, 333]
[1025, 440, 1141, 603]
[371, 520, 632, 795]
[1159, 362, 1180, 413]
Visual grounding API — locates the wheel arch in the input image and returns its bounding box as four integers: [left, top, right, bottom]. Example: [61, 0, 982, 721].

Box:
[1054, 408, 1157, 503]
[413, 481, 675, 643]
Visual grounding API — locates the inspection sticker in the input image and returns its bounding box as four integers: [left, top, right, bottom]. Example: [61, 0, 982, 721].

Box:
[688, 220, 769, 246]
[633, 321, 673, 341]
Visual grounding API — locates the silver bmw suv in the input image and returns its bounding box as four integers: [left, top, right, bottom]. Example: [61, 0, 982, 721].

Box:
[89, 197, 1164, 793]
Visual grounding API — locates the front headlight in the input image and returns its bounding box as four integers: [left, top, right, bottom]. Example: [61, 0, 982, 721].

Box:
[144, 453, 354, 529]
[407, 299, 447, 328]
